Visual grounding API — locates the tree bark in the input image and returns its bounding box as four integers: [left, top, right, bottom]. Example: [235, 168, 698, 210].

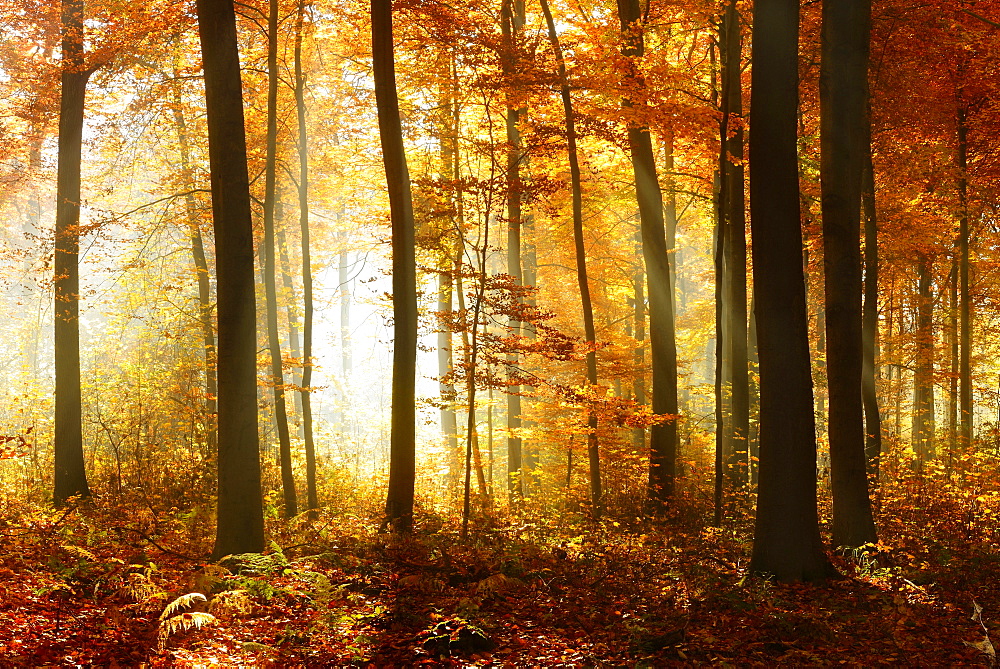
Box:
[616, 0, 679, 509]
[913, 254, 935, 465]
[197, 0, 265, 558]
[861, 106, 881, 478]
[541, 0, 600, 512]
[171, 75, 218, 454]
[958, 102, 972, 449]
[747, 0, 834, 582]
[294, 0, 318, 514]
[264, 0, 297, 518]
[820, 0, 877, 547]
[54, 0, 92, 506]
[501, 0, 526, 504]
[721, 0, 749, 488]
[373, 0, 418, 532]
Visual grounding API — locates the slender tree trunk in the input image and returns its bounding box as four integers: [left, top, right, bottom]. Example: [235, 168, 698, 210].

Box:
[948, 259, 958, 468]
[455, 244, 489, 502]
[501, 0, 526, 504]
[747, 0, 834, 582]
[861, 107, 881, 478]
[438, 269, 459, 480]
[373, 0, 418, 532]
[913, 255, 935, 465]
[197, 0, 265, 558]
[748, 295, 760, 485]
[721, 0, 749, 488]
[713, 204, 725, 524]
[294, 0, 318, 513]
[632, 225, 646, 453]
[541, 0, 600, 512]
[461, 231, 491, 537]
[616, 0, 679, 509]
[957, 102, 972, 450]
[171, 77, 218, 454]
[276, 217, 303, 433]
[264, 0, 297, 518]
[339, 250, 352, 375]
[821, 0, 876, 547]
[53, 0, 92, 507]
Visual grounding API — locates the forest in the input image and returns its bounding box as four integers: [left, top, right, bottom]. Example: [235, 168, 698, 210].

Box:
[1, 0, 999, 664]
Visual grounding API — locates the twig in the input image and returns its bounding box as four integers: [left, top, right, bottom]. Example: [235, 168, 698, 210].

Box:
[112, 526, 204, 562]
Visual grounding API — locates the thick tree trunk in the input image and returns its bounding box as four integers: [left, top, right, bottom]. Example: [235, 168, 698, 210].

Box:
[294, 0, 318, 513]
[747, 0, 834, 582]
[820, 0, 876, 547]
[541, 0, 600, 512]
[197, 0, 265, 558]
[264, 0, 297, 518]
[373, 0, 418, 532]
[501, 0, 526, 504]
[54, 0, 92, 507]
[616, 0, 679, 508]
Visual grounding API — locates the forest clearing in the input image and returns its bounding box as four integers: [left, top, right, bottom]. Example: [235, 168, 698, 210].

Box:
[2, 0, 1000, 664]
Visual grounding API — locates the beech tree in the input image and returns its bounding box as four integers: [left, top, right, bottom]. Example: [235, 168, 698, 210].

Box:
[748, 0, 834, 582]
[53, 0, 92, 506]
[820, 0, 877, 547]
[196, 0, 265, 558]
[373, 0, 417, 533]
[616, 0, 679, 508]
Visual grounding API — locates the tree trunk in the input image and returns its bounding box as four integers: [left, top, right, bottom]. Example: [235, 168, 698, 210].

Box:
[53, 0, 92, 507]
[501, 0, 526, 504]
[339, 250, 352, 375]
[294, 0, 318, 513]
[276, 216, 303, 434]
[913, 254, 935, 465]
[171, 75, 218, 454]
[632, 225, 646, 454]
[616, 0, 679, 509]
[264, 0, 297, 518]
[197, 0, 265, 558]
[861, 106, 881, 478]
[948, 259, 958, 469]
[721, 0, 749, 488]
[747, 0, 834, 582]
[541, 0, 600, 513]
[820, 0, 876, 547]
[958, 102, 972, 449]
[438, 268, 459, 480]
[373, 0, 418, 532]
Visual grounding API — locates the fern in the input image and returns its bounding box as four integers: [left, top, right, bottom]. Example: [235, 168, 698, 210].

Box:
[209, 589, 252, 618]
[124, 571, 165, 605]
[158, 612, 216, 649]
[476, 573, 522, 596]
[160, 592, 207, 620]
[191, 564, 229, 594]
[59, 544, 96, 561]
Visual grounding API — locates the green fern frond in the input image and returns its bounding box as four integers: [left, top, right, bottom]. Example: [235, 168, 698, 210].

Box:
[160, 592, 207, 620]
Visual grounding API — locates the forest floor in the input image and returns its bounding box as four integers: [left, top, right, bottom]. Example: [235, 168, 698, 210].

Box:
[0, 476, 998, 667]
